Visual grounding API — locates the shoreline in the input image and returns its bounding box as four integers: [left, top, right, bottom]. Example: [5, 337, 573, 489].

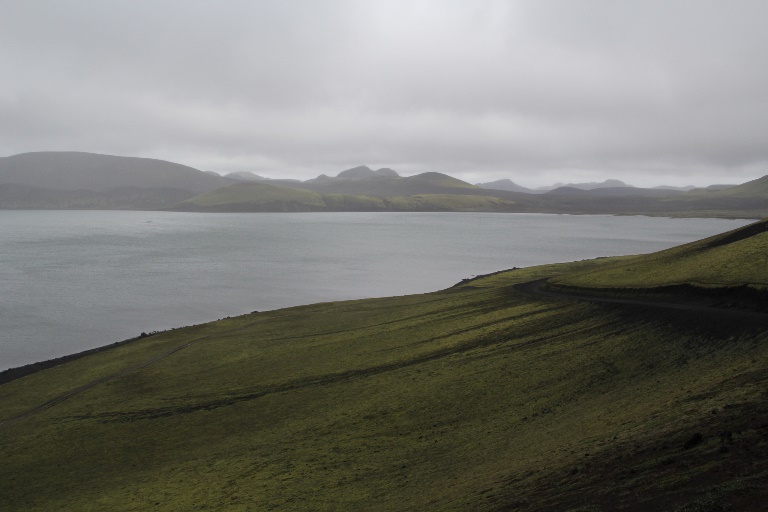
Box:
[0, 330, 164, 386]
[0, 207, 763, 220]
[1, 214, 755, 385]
[0, 266, 522, 387]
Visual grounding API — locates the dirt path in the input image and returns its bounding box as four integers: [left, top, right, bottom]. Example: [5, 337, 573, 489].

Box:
[515, 278, 768, 321]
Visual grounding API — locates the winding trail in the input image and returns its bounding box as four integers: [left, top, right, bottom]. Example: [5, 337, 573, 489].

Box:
[515, 278, 768, 321]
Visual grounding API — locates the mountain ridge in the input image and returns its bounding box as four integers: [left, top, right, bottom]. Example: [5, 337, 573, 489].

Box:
[0, 151, 764, 217]
[0, 151, 232, 193]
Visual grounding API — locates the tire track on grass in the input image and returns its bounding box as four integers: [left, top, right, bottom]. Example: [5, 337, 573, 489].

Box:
[515, 278, 768, 321]
[0, 318, 267, 428]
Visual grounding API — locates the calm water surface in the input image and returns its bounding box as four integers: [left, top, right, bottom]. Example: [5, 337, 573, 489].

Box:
[0, 211, 751, 369]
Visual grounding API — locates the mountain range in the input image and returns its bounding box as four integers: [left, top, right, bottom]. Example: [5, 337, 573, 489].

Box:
[0, 151, 764, 218]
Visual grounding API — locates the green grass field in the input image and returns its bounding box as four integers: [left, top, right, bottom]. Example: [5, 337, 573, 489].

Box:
[2, 223, 768, 511]
[552, 219, 768, 290]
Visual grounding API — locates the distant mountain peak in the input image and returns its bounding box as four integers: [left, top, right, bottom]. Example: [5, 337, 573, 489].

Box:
[336, 166, 399, 180]
[600, 179, 631, 187]
[224, 171, 269, 181]
[0, 150, 229, 194]
[476, 179, 534, 194]
[405, 172, 477, 188]
[538, 179, 633, 191]
[374, 167, 399, 177]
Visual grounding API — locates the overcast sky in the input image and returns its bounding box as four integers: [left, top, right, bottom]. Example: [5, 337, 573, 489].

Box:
[1, 1, 767, 187]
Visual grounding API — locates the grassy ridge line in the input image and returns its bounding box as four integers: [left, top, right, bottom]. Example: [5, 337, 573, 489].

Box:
[2, 227, 768, 510]
[551, 219, 768, 291]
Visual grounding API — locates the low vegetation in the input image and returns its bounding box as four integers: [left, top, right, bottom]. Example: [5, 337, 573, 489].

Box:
[552, 219, 768, 291]
[2, 222, 768, 510]
[174, 182, 518, 212]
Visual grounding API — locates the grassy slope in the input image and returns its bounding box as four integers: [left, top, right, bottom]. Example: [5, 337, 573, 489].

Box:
[689, 175, 768, 197]
[2, 225, 768, 510]
[552, 219, 768, 290]
[175, 182, 516, 212]
[176, 182, 330, 210]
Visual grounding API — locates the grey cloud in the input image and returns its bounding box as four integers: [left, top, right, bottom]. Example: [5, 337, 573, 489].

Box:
[1, 0, 767, 187]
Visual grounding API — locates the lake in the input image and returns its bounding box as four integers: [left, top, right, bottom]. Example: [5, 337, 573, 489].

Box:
[0, 210, 751, 370]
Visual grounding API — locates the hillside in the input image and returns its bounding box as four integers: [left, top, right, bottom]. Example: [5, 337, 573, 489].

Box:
[0, 183, 195, 210]
[692, 175, 768, 197]
[224, 171, 269, 181]
[2, 221, 767, 510]
[174, 172, 768, 217]
[537, 179, 633, 191]
[0, 152, 233, 209]
[174, 182, 333, 211]
[477, 179, 537, 194]
[0, 152, 231, 192]
[173, 181, 518, 212]
[551, 219, 768, 292]
[296, 171, 481, 196]
[334, 165, 399, 180]
[546, 186, 684, 197]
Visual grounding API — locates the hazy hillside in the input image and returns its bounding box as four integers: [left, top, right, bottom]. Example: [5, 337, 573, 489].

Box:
[171, 174, 768, 217]
[174, 181, 518, 212]
[536, 178, 633, 191]
[304, 165, 399, 184]
[334, 165, 399, 180]
[0, 152, 232, 192]
[476, 179, 537, 193]
[546, 186, 684, 197]
[292, 171, 480, 196]
[224, 171, 269, 181]
[176, 182, 329, 211]
[0, 152, 235, 209]
[0, 183, 195, 210]
[653, 184, 697, 191]
[2, 221, 767, 510]
[690, 175, 768, 197]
